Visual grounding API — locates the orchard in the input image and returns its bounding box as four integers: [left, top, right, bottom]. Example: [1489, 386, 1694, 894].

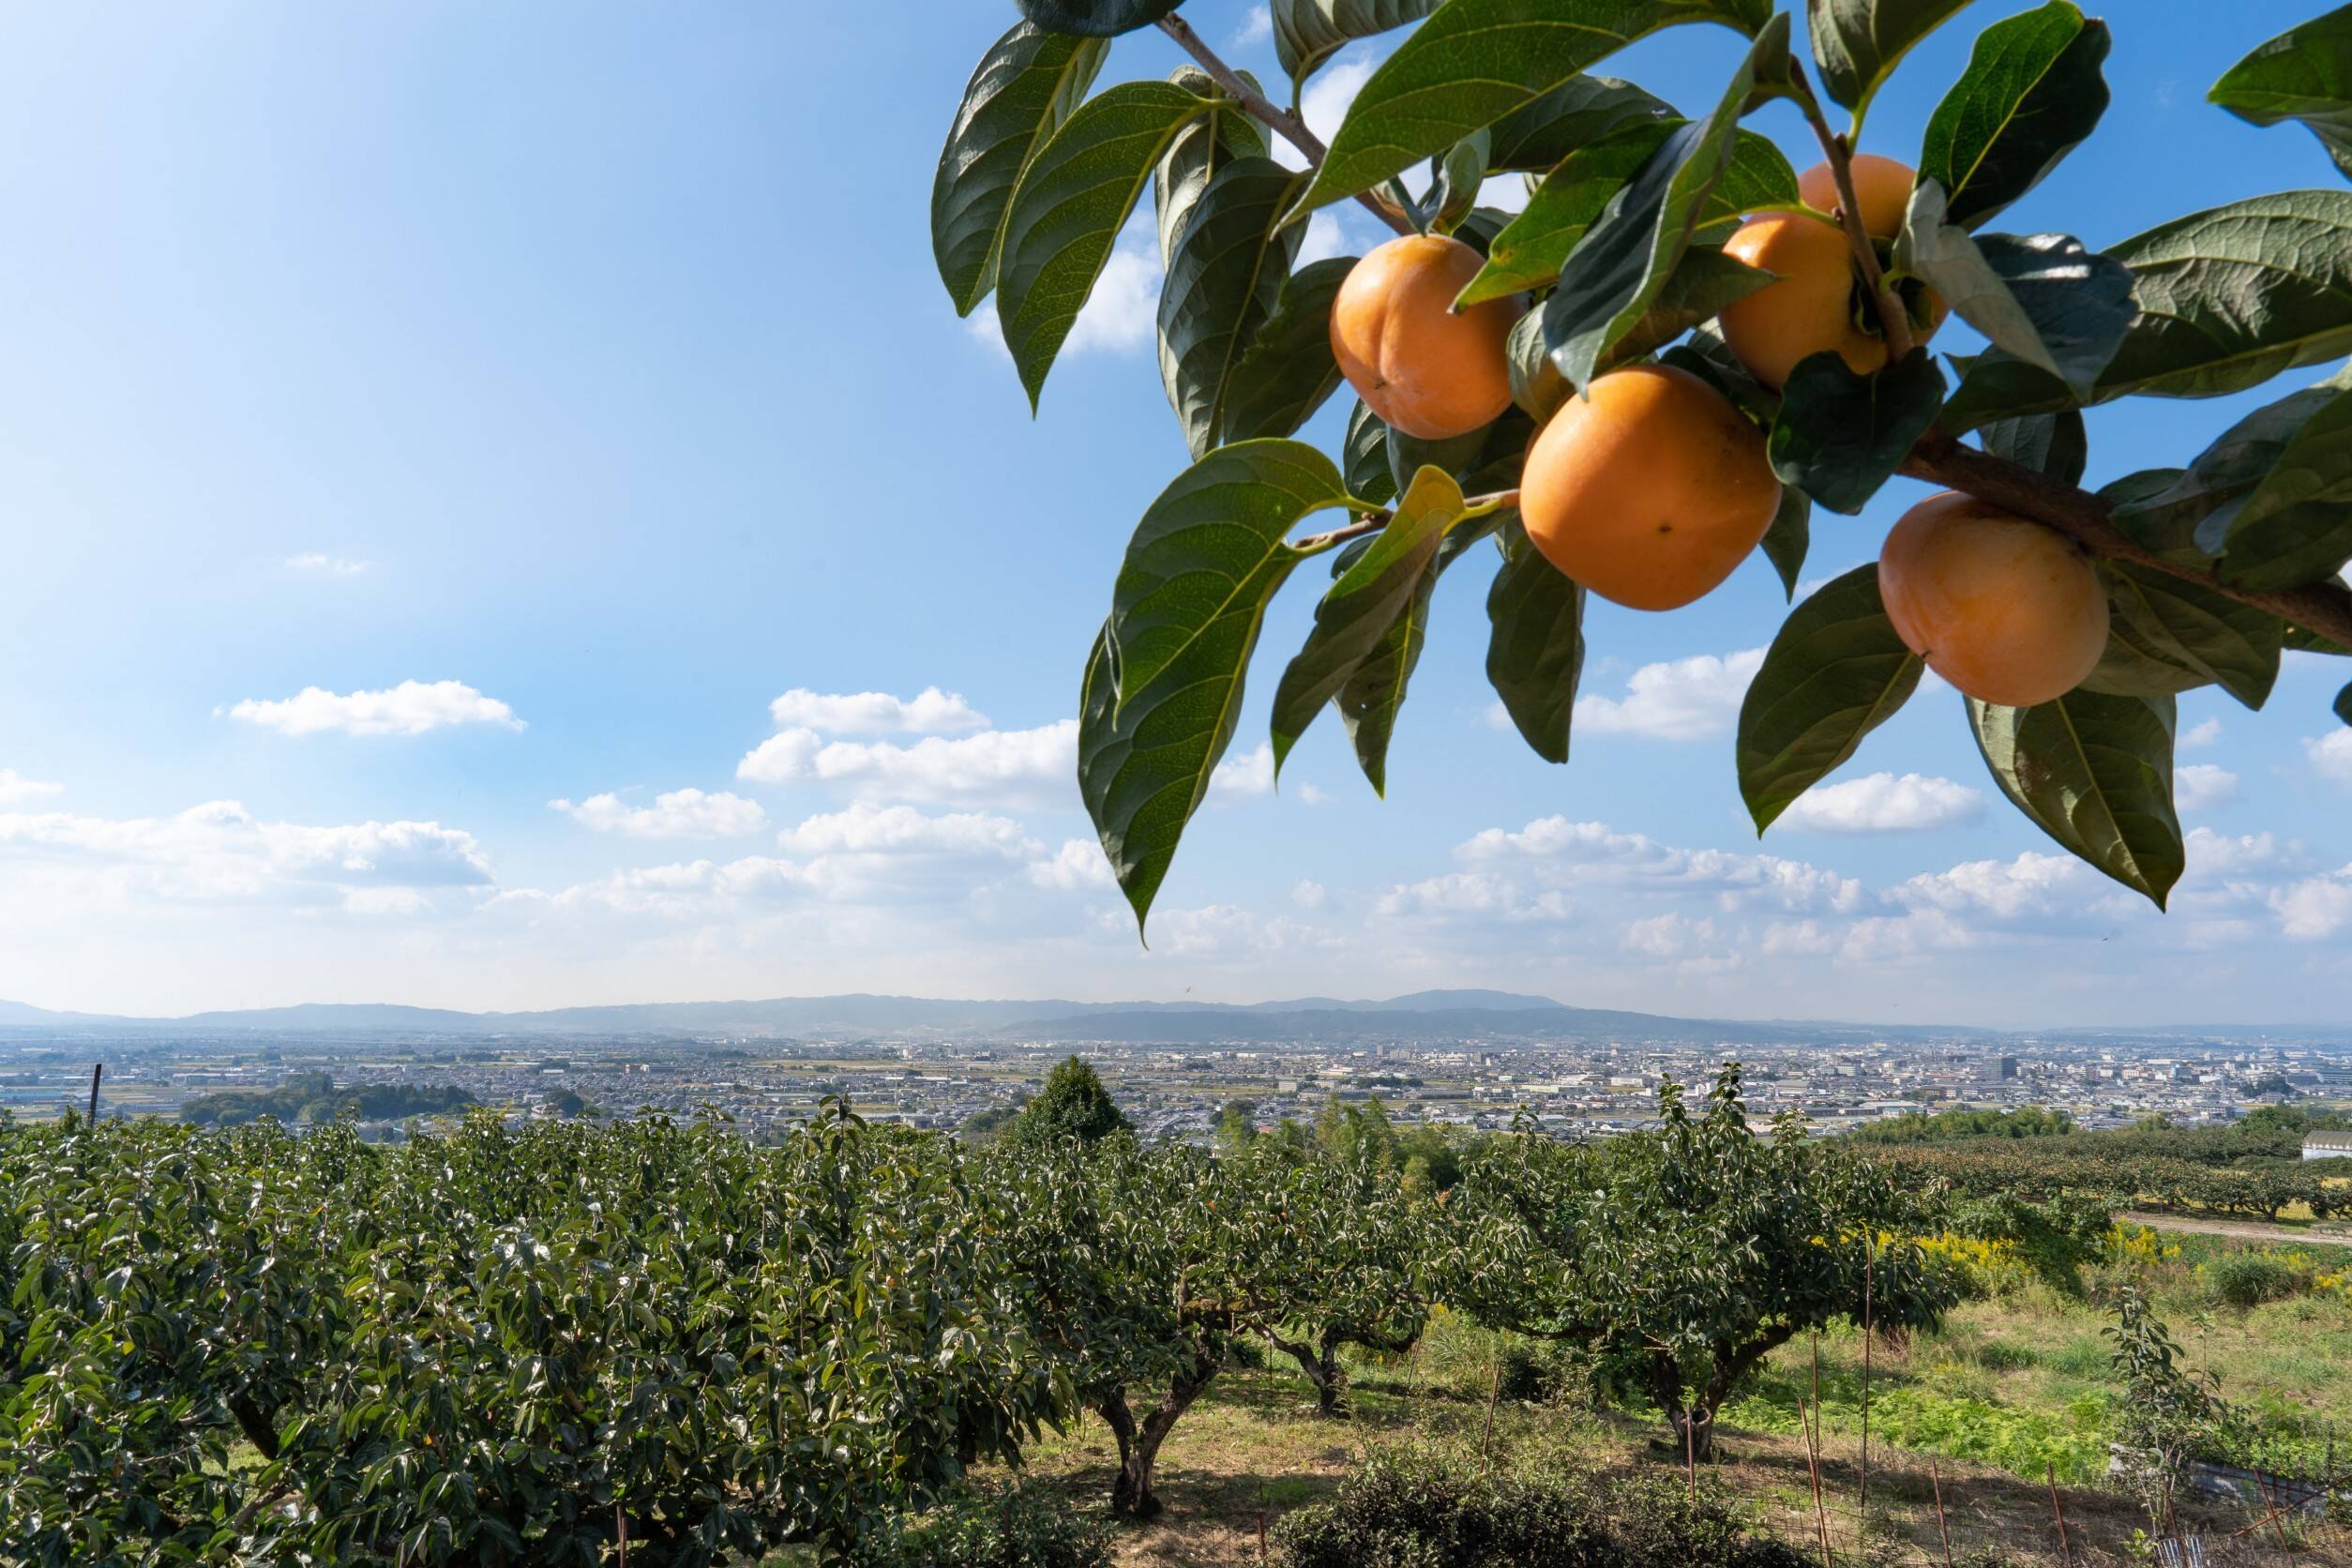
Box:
[931, 0, 2352, 922]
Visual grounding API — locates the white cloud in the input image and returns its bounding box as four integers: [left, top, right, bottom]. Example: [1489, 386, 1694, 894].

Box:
[966, 239, 1159, 361]
[228, 679, 523, 737]
[2308, 729, 2352, 789]
[1294, 211, 1350, 267]
[2173, 763, 2239, 813]
[551, 788, 766, 839]
[1212, 743, 1275, 799]
[1777, 773, 1984, 834]
[766, 686, 987, 735]
[775, 801, 1034, 860]
[1031, 838, 1117, 892]
[1229, 4, 1271, 46]
[736, 721, 1077, 807]
[285, 553, 373, 576]
[2271, 865, 2352, 940]
[1296, 53, 1377, 160]
[1298, 783, 1334, 806]
[1291, 879, 1327, 909]
[0, 769, 62, 806]
[1450, 815, 1865, 914]
[2179, 716, 2223, 749]
[1573, 648, 1765, 741]
[0, 799, 490, 908]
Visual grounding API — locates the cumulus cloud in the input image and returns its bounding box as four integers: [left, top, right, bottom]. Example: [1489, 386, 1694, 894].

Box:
[1229, 3, 1271, 46]
[775, 801, 1034, 860]
[2179, 716, 2223, 749]
[2309, 729, 2352, 789]
[551, 788, 766, 839]
[1451, 815, 1865, 914]
[1211, 743, 1275, 799]
[0, 769, 62, 806]
[0, 799, 490, 908]
[766, 686, 987, 735]
[1574, 648, 1765, 740]
[285, 553, 374, 576]
[1777, 773, 1984, 834]
[965, 238, 1158, 361]
[1030, 838, 1117, 892]
[2173, 763, 2239, 813]
[2271, 865, 2352, 939]
[736, 720, 1077, 807]
[228, 680, 523, 737]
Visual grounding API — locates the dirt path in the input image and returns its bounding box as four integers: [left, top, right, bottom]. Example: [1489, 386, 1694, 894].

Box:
[2123, 1209, 2352, 1246]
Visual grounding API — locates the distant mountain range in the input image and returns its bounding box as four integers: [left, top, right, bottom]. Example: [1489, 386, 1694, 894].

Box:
[0, 989, 2330, 1046]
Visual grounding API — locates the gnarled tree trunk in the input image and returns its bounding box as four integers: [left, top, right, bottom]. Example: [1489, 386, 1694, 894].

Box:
[1099, 1347, 1222, 1518]
[1270, 1330, 1348, 1415]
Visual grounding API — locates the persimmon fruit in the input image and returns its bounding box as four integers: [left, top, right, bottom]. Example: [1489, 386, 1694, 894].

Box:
[1878, 492, 2110, 707]
[1718, 155, 1945, 390]
[1519, 364, 1782, 611]
[1330, 234, 1523, 441]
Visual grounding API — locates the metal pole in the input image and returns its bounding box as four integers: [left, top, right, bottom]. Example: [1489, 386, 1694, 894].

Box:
[88, 1063, 102, 1125]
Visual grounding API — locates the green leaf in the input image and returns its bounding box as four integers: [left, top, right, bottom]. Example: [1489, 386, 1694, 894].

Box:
[1895, 183, 2132, 396]
[1430, 129, 1496, 236]
[1759, 486, 1811, 600]
[1215, 258, 1357, 451]
[1271, 466, 1466, 782]
[1154, 71, 1271, 269]
[2081, 565, 2284, 709]
[1486, 76, 1676, 172]
[2109, 377, 2345, 568]
[1605, 244, 1779, 365]
[1508, 308, 1573, 423]
[1942, 190, 2352, 428]
[1979, 410, 2086, 486]
[1541, 16, 1791, 391]
[2287, 614, 2352, 656]
[1344, 401, 1397, 506]
[1485, 517, 1587, 762]
[999, 81, 1213, 407]
[1918, 1, 2110, 231]
[1387, 422, 1495, 500]
[1461, 125, 1794, 307]
[1107, 440, 1350, 705]
[1294, 0, 1771, 219]
[1969, 690, 2183, 909]
[1157, 158, 1310, 459]
[1809, 0, 1976, 122]
[1767, 347, 1946, 513]
[932, 22, 1109, 316]
[2210, 3, 2352, 180]
[2336, 679, 2352, 725]
[2211, 379, 2352, 592]
[1737, 565, 1923, 833]
[1018, 0, 1182, 37]
[1274, 0, 1445, 88]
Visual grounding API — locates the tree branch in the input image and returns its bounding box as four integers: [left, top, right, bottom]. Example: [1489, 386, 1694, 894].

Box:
[1293, 489, 1518, 553]
[1788, 67, 1912, 361]
[1155, 13, 1416, 236]
[1899, 435, 2352, 651]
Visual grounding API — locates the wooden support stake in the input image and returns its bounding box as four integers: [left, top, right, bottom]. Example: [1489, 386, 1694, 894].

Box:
[88, 1063, 102, 1125]
[1860, 1242, 1873, 1511]
[1685, 1402, 1696, 1500]
[1930, 1460, 1954, 1568]
[2046, 1462, 2073, 1567]
[1801, 1398, 1833, 1568]
[1481, 1355, 1501, 1472]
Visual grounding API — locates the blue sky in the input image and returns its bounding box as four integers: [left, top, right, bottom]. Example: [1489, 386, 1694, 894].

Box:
[0, 1, 2345, 1024]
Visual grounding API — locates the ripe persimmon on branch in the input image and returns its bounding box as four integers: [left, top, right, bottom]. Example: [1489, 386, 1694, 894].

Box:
[933, 0, 2352, 925]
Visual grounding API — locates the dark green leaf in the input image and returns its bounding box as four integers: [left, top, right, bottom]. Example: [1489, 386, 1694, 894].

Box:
[2212, 378, 2352, 592]
[1157, 158, 1309, 459]
[1387, 422, 1494, 499]
[1895, 183, 2132, 396]
[1271, 466, 1466, 778]
[1809, 0, 1976, 120]
[1462, 125, 1795, 306]
[2287, 614, 2351, 656]
[1542, 16, 1791, 391]
[1274, 0, 1444, 88]
[1508, 308, 1573, 422]
[2108, 377, 2344, 567]
[2210, 3, 2352, 180]
[1216, 258, 1357, 450]
[2336, 679, 2352, 725]
[1154, 70, 1271, 269]
[932, 22, 1108, 315]
[1294, 0, 1772, 218]
[1107, 441, 1349, 705]
[1941, 190, 2352, 428]
[1485, 517, 1587, 762]
[1737, 564, 1923, 833]
[999, 82, 1213, 407]
[2080, 565, 2284, 709]
[1344, 400, 1397, 505]
[1759, 486, 1811, 600]
[1969, 690, 2183, 909]
[1018, 0, 1182, 37]
[1487, 76, 1676, 172]
[1767, 347, 1946, 513]
[1918, 1, 2109, 231]
[1979, 410, 2086, 486]
[1604, 244, 1779, 365]
[1430, 129, 1496, 235]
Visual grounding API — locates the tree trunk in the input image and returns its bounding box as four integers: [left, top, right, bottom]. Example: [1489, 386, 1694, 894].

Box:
[1271, 1331, 1348, 1415]
[1672, 1402, 1716, 1464]
[1102, 1349, 1222, 1518]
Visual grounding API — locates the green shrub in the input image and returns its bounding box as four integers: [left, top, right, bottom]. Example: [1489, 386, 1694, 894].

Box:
[851, 1483, 1112, 1568]
[1269, 1440, 1807, 1568]
[2204, 1252, 2301, 1308]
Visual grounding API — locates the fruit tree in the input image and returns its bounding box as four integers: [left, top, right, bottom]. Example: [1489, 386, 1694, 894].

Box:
[930, 0, 2352, 921]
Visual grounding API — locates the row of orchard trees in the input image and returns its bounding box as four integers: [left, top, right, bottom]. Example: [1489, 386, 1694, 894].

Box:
[1878, 1140, 2352, 1224]
[1, 1066, 1941, 1564]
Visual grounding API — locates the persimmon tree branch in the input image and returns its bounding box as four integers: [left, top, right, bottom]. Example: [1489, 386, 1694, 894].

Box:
[1294, 490, 1520, 553]
[1154, 13, 1416, 236]
[1901, 434, 2352, 651]
[1788, 66, 1913, 361]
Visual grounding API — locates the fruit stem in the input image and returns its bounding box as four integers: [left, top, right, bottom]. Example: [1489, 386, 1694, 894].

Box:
[1154, 13, 1417, 236]
[1901, 434, 2352, 652]
[1788, 68, 1914, 363]
[1295, 490, 1520, 553]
